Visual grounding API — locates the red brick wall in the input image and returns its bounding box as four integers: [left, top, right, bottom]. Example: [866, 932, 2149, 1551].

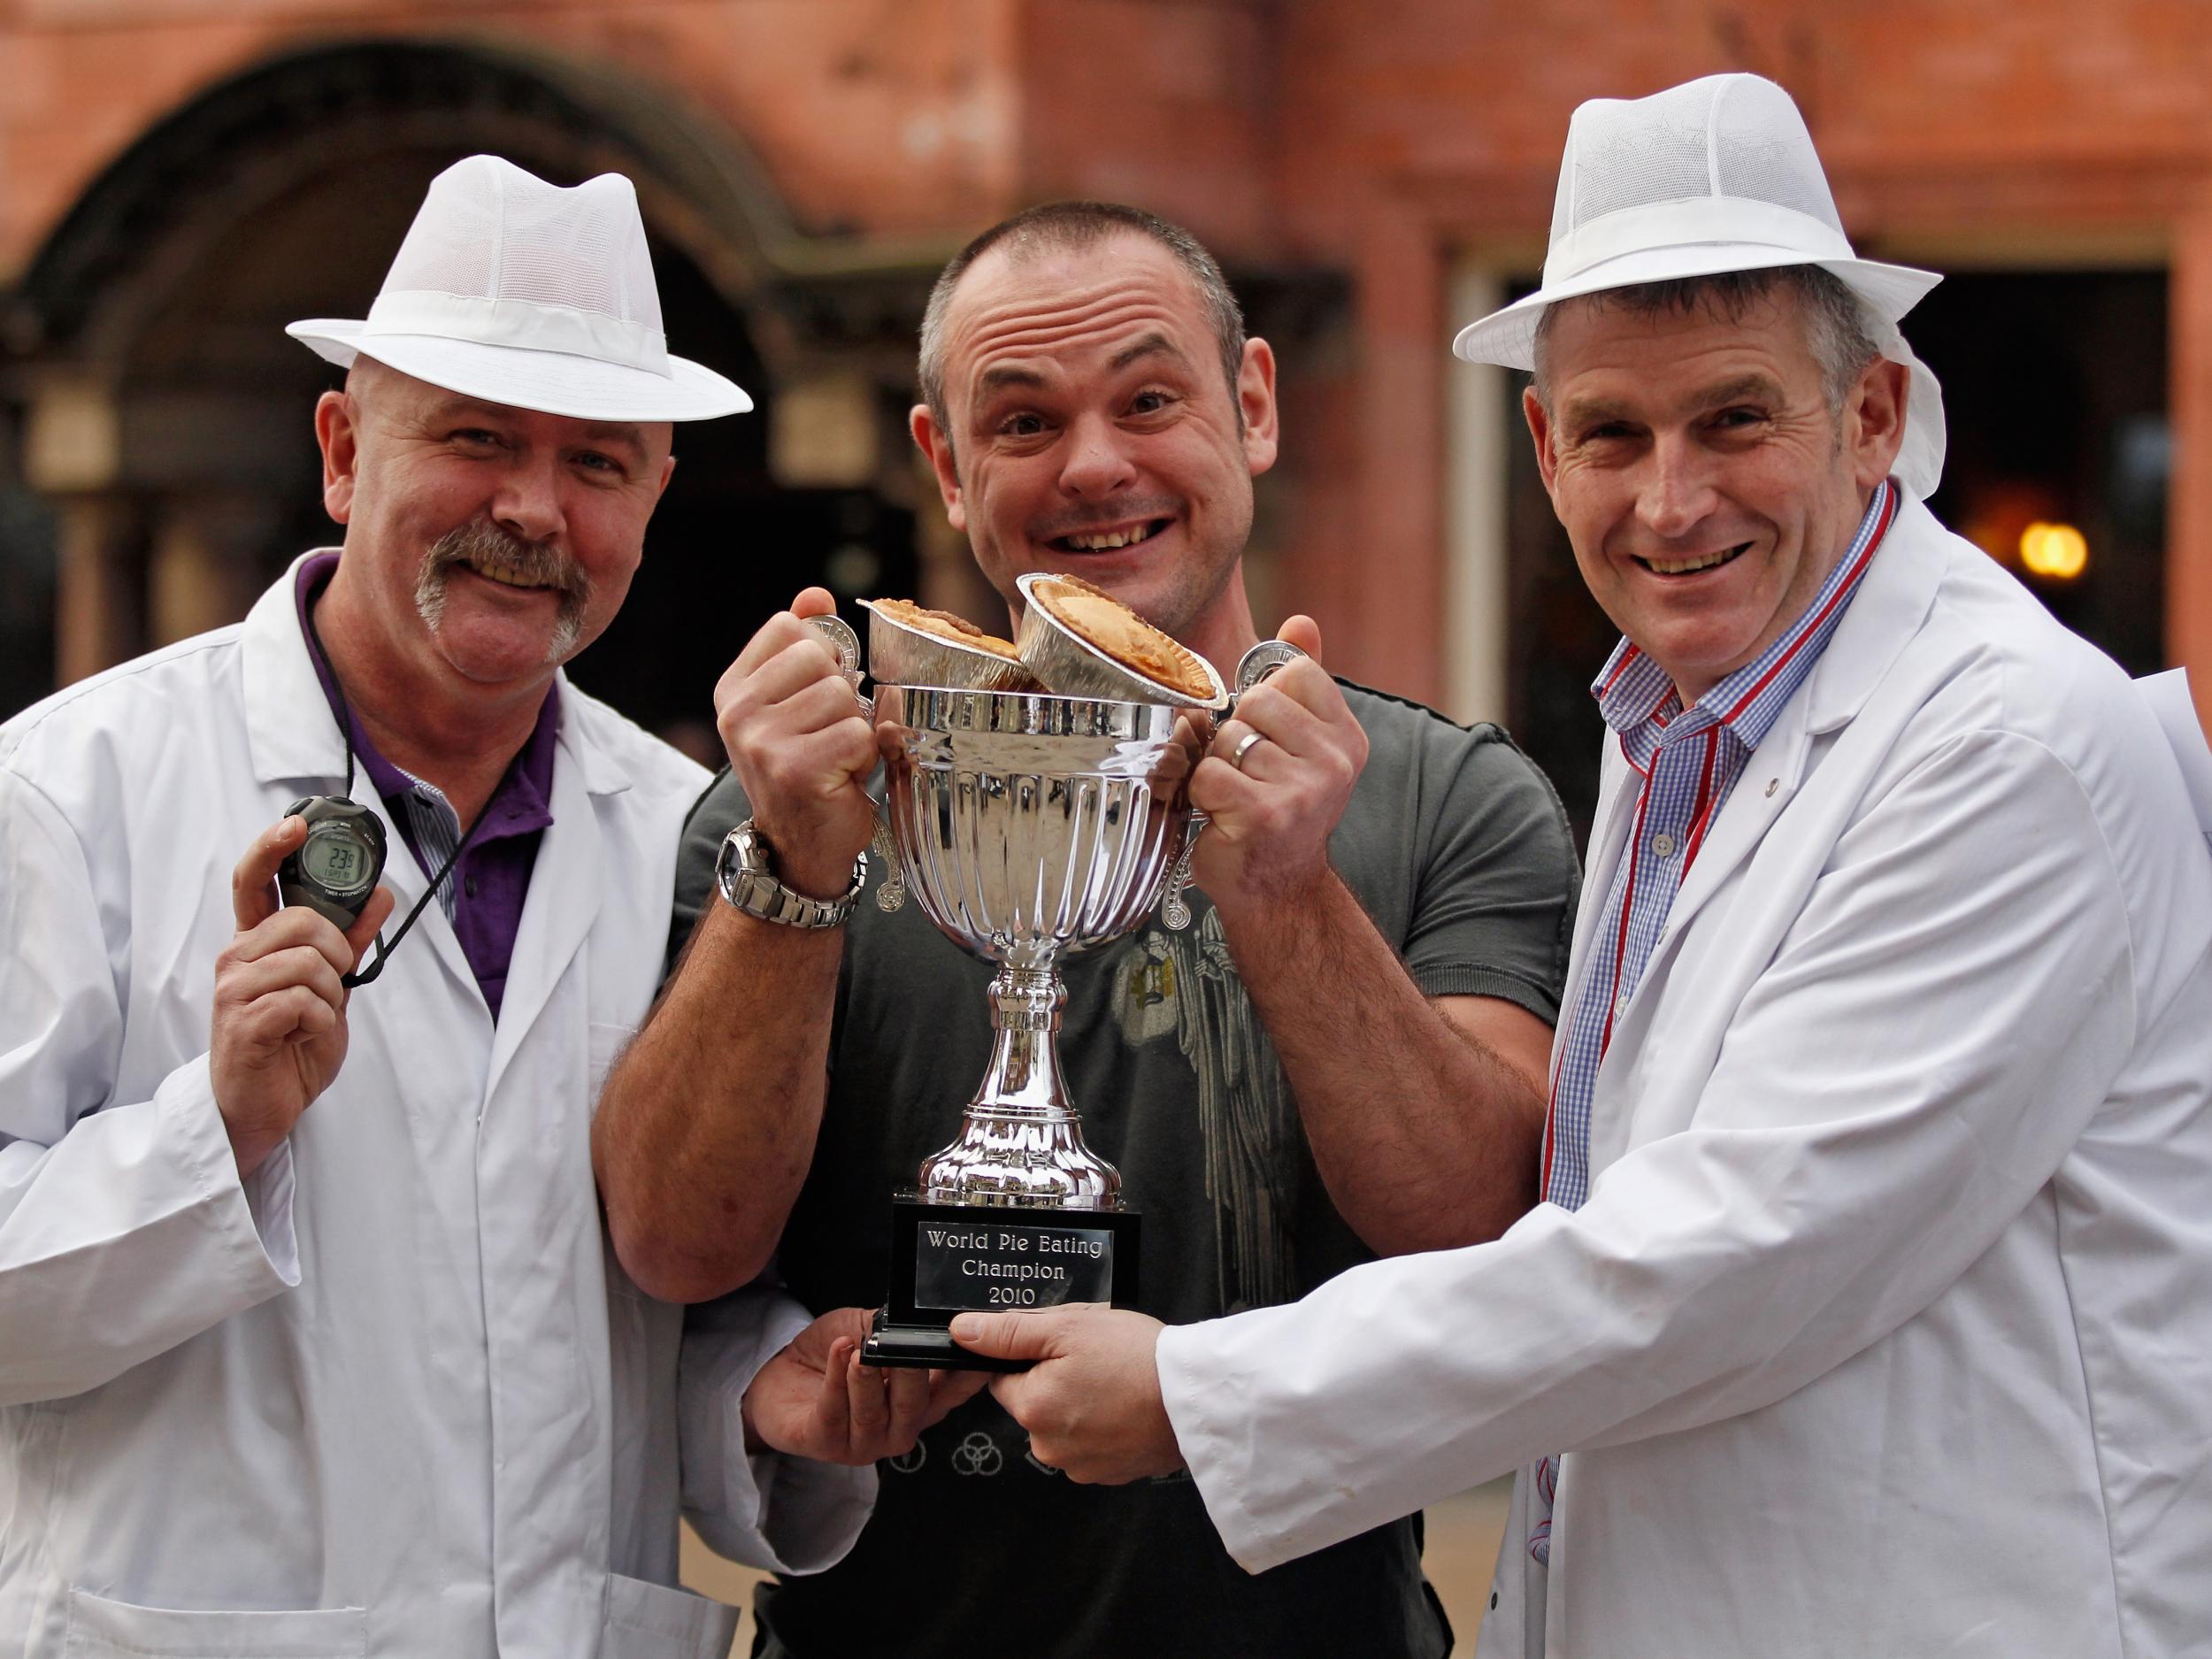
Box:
[7, 0, 2209, 718]
[0, 0, 1027, 279]
[1256, 0, 2212, 709]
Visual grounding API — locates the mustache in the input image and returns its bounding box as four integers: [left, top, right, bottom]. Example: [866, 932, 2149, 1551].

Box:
[419, 521, 587, 595]
[413, 522, 595, 664]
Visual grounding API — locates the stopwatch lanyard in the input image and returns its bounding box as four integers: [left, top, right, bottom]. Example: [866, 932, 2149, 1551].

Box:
[303, 598, 488, 989]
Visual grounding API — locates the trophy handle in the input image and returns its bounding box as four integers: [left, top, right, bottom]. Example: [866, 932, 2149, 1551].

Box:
[871, 809, 906, 912]
[1160, 638, 1310, 932]
[801, 613, 907, 913]
[800, 612, 869, 712]
[1161, 813, 1204, 932]
[1233, 638, 1307, 689]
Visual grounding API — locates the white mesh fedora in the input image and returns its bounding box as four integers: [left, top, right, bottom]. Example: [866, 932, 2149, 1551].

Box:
[1455, 73, 1947, 496]
[288, 155, 750, 423]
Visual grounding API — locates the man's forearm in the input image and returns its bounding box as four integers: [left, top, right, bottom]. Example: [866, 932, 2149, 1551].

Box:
[594, 900, 841, 1302]
[1214, 871, 1545, 1255]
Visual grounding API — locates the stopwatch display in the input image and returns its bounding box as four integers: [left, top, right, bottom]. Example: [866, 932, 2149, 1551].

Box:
[279, 796, 388, 928]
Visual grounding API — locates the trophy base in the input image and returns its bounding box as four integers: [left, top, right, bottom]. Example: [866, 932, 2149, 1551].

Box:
[860, 1195, 1142, 1373]
[861, 1308, 1031, 1373]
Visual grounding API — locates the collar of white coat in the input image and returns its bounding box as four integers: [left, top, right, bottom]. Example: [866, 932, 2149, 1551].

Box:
[1798, 492, 1948, 738]
[1574, 490, 1944, 963]
[242, 549, 636, 798]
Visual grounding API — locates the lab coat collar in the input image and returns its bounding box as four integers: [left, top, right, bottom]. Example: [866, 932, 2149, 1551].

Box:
[242, 553, 635, 1040]
[1672, 495, 1943, 895]
[242, 557, 350, 790]
[484, 730, 605, 1095]
[238, 557, 480, 1006]
[1801, 495, 1948, 736]
[1586, 496, 1948, 1043]
[242, 551, 637, 799]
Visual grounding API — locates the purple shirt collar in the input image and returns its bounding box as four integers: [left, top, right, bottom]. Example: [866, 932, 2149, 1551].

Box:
[293, 550, 557, 1018]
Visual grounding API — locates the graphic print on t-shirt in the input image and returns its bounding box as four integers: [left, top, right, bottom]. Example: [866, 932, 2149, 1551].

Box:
[949, 1431, 1004, 1477]
[1115, 913, 1295, 1313]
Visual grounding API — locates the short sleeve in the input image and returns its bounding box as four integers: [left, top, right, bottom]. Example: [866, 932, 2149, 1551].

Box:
[664, 768, 752, 978]
[1344, 691, 1578, 1023]
[1406, 726, 1578, 1019]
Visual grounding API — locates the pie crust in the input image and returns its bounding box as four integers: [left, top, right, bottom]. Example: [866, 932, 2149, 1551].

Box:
[867, 597, 1022, 661]
[1025, 575, 1217, 703]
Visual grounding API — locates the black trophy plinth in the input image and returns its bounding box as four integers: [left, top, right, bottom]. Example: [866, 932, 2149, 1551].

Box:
[862, 1195, 1143, 1372]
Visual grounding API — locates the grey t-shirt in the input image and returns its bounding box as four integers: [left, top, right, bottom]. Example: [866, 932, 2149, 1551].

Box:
[670, 681, 1578, 1659]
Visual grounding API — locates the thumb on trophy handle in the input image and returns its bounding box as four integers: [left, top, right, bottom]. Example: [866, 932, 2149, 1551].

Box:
[1276, 613, 1324, 660]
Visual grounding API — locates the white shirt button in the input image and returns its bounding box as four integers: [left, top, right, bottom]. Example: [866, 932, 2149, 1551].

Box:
[1650, 831, 1678, 858]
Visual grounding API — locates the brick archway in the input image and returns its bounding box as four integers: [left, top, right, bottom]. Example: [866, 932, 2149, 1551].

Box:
[9, 35, 805, 368]
[5, 37, 918, 741]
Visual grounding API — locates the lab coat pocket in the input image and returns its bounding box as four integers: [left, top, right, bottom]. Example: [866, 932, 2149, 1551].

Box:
[588, 1020, 638, 1103]
[601, 1571, 740, 1659]
[63, 1587, 366, 1657]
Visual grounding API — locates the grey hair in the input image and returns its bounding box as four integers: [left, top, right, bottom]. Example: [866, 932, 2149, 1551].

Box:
[917, 201, 1246, 442]
[1530, 265, 1884, 414]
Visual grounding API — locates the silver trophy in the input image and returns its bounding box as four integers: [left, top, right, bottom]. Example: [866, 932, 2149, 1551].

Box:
[803, 612, 1301, 1370]
[859, 683, 1202, 1369]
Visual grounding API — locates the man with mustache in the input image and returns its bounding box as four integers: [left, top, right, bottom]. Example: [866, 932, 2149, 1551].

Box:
[0, 157, 975, 1659]
[594, 203, 1581, 1656]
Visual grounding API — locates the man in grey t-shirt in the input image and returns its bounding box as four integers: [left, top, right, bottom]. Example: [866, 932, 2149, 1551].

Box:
[594, 202, 1579, 1657]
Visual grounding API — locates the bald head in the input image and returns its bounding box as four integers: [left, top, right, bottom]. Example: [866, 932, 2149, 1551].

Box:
[918, 203, 1245, 447]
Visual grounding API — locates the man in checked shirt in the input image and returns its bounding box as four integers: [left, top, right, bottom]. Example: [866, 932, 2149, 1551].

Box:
[958, 73, 2212, 1659]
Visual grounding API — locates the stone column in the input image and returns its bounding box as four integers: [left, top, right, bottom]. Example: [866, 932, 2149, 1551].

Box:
[1443, 261, 1511, 728]
[26, 375, 142, 688]
[53, 495, 141, 690]
[1348, 196, 1446, 705]
[149, 495, 275, 646]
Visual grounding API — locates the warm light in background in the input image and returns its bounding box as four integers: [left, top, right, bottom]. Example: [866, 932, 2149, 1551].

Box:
[2020, 521, 2090, 581]
[1959, 480, 2059, 570]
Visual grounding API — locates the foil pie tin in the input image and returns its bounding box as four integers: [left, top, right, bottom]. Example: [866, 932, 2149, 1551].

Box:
[1013, 572, 1231, 711]
[860, 599, 1040, 693]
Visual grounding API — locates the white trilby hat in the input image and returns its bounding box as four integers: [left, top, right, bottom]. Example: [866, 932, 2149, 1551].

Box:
[1455, 73, 1947, 496]
[288, 155, 750, 423]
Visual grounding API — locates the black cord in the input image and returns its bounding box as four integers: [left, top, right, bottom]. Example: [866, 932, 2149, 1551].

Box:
[303, 591, 492, 989]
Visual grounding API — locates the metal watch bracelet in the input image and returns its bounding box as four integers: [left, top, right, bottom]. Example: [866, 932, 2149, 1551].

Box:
[714, 819, 866, 929]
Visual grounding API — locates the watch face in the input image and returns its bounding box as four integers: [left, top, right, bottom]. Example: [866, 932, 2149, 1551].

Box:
[302, 826, 373, 895]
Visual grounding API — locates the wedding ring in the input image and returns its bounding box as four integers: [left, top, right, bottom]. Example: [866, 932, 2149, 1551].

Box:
[1228, 731, 1266, 772]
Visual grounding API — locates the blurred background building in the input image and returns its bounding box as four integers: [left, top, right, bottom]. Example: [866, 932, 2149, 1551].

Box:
[1, 0, 2201, 839]
[1, 4, 2197, 1643]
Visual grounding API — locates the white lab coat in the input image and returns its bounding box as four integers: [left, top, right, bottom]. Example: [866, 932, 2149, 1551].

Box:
[1156, 498, 2212, 1657]
[0, 560, 871, 1659]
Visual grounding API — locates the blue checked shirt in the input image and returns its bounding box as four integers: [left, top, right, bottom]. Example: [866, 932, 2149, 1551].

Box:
[1529, 477, 1900, 1564]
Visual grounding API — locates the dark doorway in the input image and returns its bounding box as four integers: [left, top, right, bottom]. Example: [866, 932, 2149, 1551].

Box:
[1914, 269, 2167, 678]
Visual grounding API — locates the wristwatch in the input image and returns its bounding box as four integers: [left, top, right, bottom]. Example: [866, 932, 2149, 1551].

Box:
[715, 819, 867, 929]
